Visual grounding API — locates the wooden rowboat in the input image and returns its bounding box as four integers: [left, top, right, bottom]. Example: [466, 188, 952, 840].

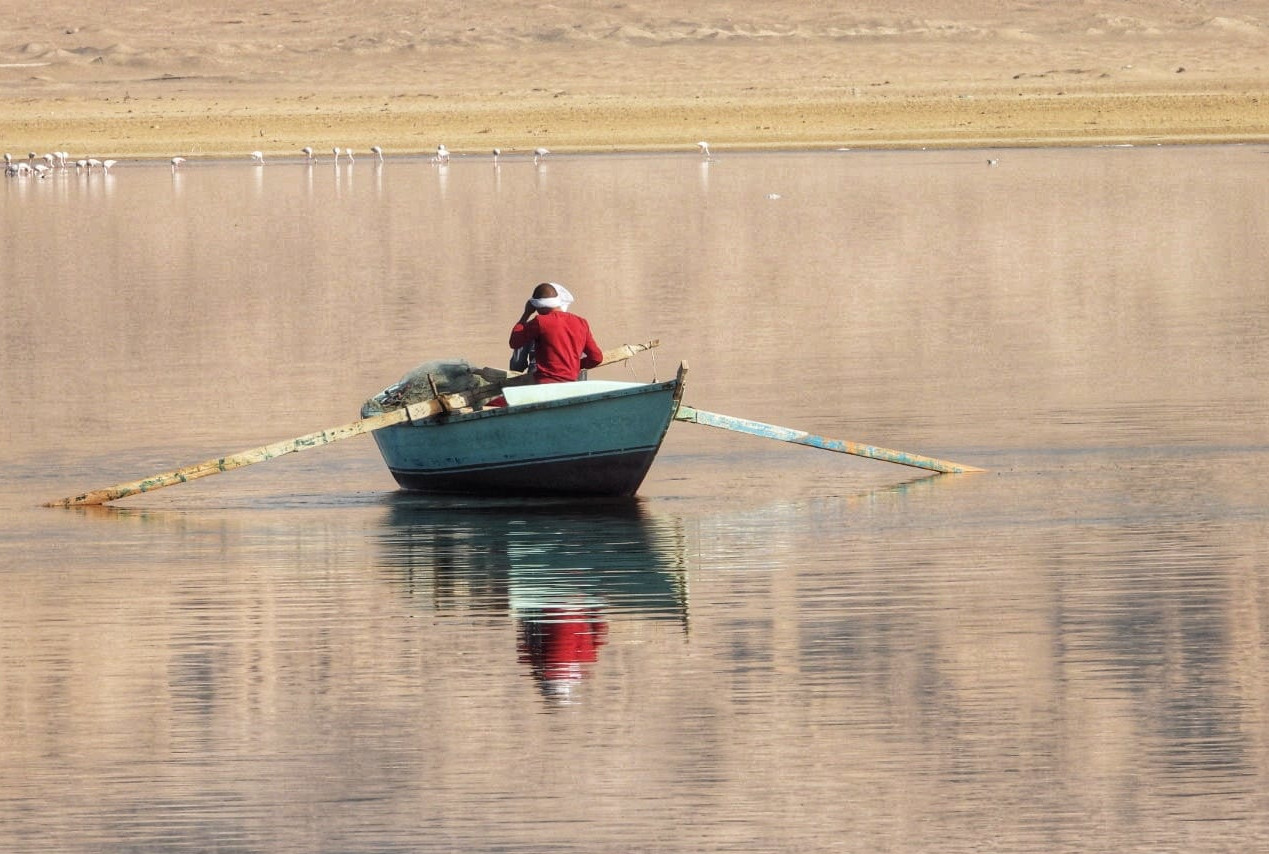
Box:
[43, 340, 980, 509]
[363, 363, 688, 498]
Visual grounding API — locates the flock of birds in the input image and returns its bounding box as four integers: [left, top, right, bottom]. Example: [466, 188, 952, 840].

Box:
[6, 141, 716, 179]
[233, 143, 562, 168]
[6, 141, 1008, 182]
[4, 150, 117, 177]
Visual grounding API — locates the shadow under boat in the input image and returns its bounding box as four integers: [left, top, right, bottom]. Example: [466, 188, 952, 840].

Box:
[375, 495, 690, 704]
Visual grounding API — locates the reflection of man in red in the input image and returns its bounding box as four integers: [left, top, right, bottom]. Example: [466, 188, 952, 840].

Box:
[517, 606, 608, 704]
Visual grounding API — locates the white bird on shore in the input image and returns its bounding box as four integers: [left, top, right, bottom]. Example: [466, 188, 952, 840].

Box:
[697, 141, 711, 158]
[302, 146, 315, 163]
[371, 145, 383, 162]
[344, 148, 355, 163]
[102, 159, 116, 172]
[533, 147, 550, 163]
[251, 151, 264, 164]
[171, 156, 186, 170]
[435, 144, 449, 164]
[492, 147, 501, 163]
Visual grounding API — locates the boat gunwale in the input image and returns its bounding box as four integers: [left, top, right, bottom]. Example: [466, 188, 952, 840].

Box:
[402, 376, 681, 427]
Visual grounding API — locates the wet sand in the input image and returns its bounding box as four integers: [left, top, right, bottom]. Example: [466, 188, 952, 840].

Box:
[3, 0, 1268, 159]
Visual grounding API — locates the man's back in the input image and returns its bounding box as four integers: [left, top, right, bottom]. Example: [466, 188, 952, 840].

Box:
[510, 310, 603, 383]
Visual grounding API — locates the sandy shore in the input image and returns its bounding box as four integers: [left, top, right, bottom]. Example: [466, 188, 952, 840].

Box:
[3, 1, 1268, 160]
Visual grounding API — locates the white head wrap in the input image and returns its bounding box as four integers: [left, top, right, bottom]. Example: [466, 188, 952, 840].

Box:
[530, 282, 575, 312]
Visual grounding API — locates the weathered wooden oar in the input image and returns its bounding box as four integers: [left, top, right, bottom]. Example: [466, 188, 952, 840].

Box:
[673, 405, 984, 474]
[44, 341, 659, 507]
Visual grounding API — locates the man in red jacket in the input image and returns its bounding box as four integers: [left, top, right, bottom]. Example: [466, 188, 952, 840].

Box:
[509, 282, 604, 383]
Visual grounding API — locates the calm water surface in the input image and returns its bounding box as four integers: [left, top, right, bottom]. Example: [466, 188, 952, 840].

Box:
[3, 146, 1268, 852]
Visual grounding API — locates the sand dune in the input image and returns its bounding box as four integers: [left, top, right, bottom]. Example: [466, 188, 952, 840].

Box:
[2, 1, 1268, 158]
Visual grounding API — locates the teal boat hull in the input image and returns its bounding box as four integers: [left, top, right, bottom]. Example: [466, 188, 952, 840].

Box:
[370, 377, 683, 497]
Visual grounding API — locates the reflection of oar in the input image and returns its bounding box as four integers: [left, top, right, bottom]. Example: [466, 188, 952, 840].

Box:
[673, 405, 984, 474]
[44, 341, 659, 508]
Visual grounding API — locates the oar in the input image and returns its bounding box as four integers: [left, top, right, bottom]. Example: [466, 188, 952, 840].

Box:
[673, 405, 984, 474]
[44, 341, 659, 507]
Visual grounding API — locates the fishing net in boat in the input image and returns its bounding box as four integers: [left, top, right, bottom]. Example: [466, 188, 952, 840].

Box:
[361, 359, 498, 416]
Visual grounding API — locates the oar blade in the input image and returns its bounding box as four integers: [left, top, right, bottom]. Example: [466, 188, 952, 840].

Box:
[42, 405, 424, 507]
[674, 405, 983, 474]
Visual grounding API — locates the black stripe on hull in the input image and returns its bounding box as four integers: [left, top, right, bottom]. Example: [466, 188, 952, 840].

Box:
[389, 448, 659, 497]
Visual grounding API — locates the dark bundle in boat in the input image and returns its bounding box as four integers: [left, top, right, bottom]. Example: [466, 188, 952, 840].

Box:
[361, 360, 513, 416]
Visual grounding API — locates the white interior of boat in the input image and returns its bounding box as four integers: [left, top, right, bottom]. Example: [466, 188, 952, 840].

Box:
[501, 380, 646, 407]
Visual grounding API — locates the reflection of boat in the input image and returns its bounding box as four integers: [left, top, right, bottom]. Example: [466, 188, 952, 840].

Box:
[363, 366, 687, 498]
[380, 499, 688, 619]
[378, 499, 689, 704]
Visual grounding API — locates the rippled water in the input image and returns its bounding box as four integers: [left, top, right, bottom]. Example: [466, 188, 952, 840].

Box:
[3, 145, 1268, 852]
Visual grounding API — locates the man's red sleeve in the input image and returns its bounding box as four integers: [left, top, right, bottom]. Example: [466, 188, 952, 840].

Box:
[510, 319, 537, 349]
[580, 324, 603, 369]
